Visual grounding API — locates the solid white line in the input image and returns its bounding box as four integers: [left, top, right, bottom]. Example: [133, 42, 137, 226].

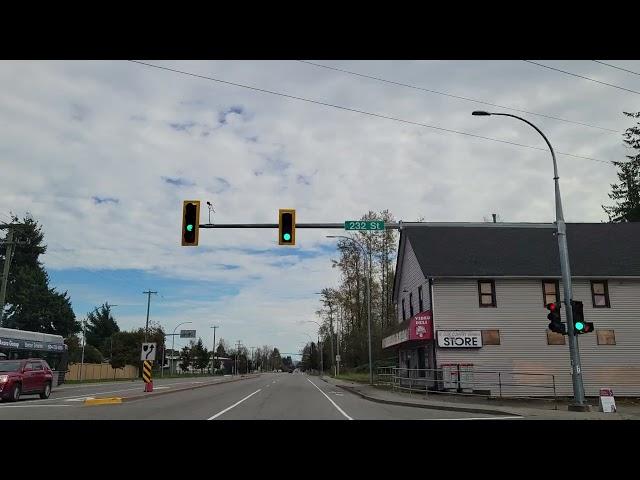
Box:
[0, 404, 72, 408]
[207, 389, 262, 420]
[306, 379, 353, 420]
[424, 416, 523, 420]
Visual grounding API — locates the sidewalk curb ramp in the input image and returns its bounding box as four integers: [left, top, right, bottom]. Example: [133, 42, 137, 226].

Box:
[324, 378, 519, 417]
[83, 375, 261, 405]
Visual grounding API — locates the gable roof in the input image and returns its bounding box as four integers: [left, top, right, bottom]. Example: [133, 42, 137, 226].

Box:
[396, 223, 640, 286]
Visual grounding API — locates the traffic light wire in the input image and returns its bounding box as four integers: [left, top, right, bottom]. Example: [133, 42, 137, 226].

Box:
[128, 61, 614, 166]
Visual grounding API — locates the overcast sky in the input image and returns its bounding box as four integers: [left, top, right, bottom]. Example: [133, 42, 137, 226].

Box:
[1, 60, 637, 357]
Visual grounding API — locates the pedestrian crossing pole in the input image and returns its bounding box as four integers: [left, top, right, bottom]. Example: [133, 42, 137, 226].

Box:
[143, 360, 153, 392]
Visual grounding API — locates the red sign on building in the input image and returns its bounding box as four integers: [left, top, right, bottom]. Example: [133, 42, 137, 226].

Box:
[409, 311, 433, 341]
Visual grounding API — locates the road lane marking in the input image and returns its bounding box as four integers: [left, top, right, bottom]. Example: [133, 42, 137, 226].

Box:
[307, 379, 353, 420]
[39, 379, 227, 403]
[423, 416, 523, 420]
[207, 389, 262, 420]
[65, 397, 96, 402]
[0, 404, 72, 408]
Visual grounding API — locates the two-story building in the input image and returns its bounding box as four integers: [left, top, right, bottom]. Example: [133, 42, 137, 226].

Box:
[384, 222, 640, 397]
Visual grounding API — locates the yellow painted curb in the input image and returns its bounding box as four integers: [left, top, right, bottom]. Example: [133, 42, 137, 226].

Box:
[84, 397, 123, 406]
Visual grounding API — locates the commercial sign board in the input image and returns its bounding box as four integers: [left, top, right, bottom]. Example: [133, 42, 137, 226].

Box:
[382, 311, 433, 348]
[437, 330, 483, 348]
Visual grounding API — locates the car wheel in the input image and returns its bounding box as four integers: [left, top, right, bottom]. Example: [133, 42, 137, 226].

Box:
[39, 382, 51, 399]
[11, 384, 21, 402]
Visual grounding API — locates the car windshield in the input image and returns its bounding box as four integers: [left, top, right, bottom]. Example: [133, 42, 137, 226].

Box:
[0, 361, 22, 372]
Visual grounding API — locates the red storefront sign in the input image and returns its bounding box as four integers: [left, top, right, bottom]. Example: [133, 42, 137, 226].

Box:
[382, 310, 434, 348]
[409, 311, 433, 340]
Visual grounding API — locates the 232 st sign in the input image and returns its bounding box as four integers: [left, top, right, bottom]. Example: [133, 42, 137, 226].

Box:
[344, 220, 385, 231]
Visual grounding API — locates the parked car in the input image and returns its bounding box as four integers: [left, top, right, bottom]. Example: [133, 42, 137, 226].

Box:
[0, 359, 54, 402]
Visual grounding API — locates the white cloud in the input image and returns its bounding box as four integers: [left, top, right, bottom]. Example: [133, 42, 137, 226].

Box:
[1, 60, 635, 354]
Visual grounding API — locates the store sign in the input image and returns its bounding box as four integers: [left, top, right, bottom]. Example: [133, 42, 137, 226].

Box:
[0, 336, 65, 351]
[410, 311, 433, 340]
[437, 330, 483, 348]
[382, 311, 434, 348]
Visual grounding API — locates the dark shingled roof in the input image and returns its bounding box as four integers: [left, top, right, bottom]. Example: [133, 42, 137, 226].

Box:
[404, 223, 640, 277]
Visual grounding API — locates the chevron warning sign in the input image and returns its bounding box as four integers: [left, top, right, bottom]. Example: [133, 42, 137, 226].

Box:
[143, 360, 153, 392]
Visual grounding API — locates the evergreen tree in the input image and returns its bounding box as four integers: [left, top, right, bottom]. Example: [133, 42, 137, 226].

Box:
[603, 112, 640, 222]
[85, 303, 120, 352]
[0, 213, 80, 336]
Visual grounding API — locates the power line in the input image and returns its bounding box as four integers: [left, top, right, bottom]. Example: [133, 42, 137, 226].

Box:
[129, 60, 613, 165]
[593, 60, 640, 77]
[297, 60, 618, 134]
[524, 60, 640, 95]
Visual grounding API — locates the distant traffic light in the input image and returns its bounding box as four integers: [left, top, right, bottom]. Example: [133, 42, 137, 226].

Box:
[546, 302, 566, 335]
[278, 209, 296, 245]
[181, 200, 200, 246]
[571, 300, 593, 334]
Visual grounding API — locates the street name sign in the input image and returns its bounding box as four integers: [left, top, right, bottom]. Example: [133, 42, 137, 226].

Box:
[344, 220, 384, 231]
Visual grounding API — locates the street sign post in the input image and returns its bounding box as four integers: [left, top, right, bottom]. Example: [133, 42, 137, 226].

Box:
[141, 343, 157, 361]
[180, 330, 196, 339]
[344, 220, 384, 231]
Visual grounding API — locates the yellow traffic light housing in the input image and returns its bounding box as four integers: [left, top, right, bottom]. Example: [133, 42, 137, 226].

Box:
[181, 200, 200, 246]
[278, 209, 296, 245]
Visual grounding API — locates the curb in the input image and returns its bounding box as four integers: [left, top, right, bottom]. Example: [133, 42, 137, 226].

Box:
[121, 374, 261, 403]
[330, 381, 519, 417]
[84, 397, 123, 406]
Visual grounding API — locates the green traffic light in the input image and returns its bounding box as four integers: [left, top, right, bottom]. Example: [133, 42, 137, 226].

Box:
[186, 224, 193, 232]
[575, 321, 585, 331]
[283, 233, 291, 241]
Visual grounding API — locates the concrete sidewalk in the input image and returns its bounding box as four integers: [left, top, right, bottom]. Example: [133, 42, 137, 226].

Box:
[321, 376, 639, 420]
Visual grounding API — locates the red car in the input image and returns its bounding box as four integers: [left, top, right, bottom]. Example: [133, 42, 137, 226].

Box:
[0, 359, 53, 402]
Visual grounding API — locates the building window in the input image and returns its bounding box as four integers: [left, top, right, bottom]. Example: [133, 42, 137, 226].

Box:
[591, 280, 610, 308]
[542, 280, 560, 306]
[418, 285, 424, 312]
[402, 299, 406, 321]
[597, 329, 616, 345]
[478, 280, 496, 307]
[409, 293, 414, 317]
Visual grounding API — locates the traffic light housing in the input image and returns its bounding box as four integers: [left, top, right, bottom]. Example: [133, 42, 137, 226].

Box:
[571, 300, 593, 334]
[546, 302, 566, 335]
[278, 209, 296, 245]
[181, 200, 200, 246]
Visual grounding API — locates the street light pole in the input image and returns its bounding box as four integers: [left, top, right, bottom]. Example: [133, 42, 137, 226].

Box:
[327, 235, 373, 385]
[171, 321, 192, 376]
[472, 110, 586, 409]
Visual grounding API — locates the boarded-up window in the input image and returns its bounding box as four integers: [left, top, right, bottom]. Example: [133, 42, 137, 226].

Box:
[542, 280, 560, 307]
[591, 280, 610, 308]
[481, 329, 500, 345]
[547, 330, 566, 345]
[597, 329, 616, 345]
[478, 280, 497, 307]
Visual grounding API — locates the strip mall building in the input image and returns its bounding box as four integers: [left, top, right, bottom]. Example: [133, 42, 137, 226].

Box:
[383, 223, 640, 397]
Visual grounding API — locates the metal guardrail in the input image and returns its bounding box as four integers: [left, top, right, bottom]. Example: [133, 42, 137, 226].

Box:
[376, 366, 558, 409]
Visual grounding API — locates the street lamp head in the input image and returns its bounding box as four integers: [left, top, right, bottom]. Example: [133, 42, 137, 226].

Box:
[326, 235, 337, 239]
[472, 111, 492, 116]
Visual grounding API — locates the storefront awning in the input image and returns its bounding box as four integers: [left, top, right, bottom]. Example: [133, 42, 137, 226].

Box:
[382, 311, 433, 349]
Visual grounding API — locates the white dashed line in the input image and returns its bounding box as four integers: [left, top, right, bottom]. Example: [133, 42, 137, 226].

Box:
[207, 389, 262, 420]
[424, 416, 523, 420]
[307, 379, 353, 420]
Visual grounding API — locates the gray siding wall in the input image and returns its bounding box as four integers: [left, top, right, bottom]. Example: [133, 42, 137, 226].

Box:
[433, 278, 640, 396]
[396, 239, 431, 324]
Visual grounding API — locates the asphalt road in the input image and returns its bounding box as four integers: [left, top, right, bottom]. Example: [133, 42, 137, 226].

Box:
[0, 372, 517, 420]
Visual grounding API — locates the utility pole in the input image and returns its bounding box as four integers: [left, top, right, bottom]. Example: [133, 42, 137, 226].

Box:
[80, 319, 87, 381]
[142, 290, 157, 341]
[235, 340, 242, 375]
[0, 224, 28, 326]
[210, 326, 219, 374]
[250, 346, 256, 373]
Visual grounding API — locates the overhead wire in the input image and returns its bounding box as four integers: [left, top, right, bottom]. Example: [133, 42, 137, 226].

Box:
[128, 60, 614, 165]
